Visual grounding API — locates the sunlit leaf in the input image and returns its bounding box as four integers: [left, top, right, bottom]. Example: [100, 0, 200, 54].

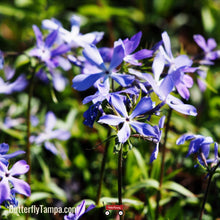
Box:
[162, 181, 196, 197]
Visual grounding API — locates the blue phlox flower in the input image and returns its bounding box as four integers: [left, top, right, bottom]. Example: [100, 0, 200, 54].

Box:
[196, 68, 207, 92]
[30, 111, 71, 154]
[0, 143, 25, 166]
[0, 160, 31, 204]
[122, 31, 153, 66]
[42, 15, 104, 48]
[29, 25, 71, 71]
[83, 102, 101, 128]
[72, 40, 135, 91]
[0, 66, 28, 94]
[4, 189, 18, 208]
[143, 73, 197, 116]
[153, 31, 193, 79]
[36, 68, 68, 92]
[206, 142, 219, 165]
[3, 116, 25, 129]
[176, 134, 215, 167]
[98, 95, 157, 143]
[175, 69, 194, 100]
[0, 50, 4, 69]
[166, 94, 197, 116]
[193, 34, 220, 64]
[64, 200, 95, 220]
[150, 116, 166, 162]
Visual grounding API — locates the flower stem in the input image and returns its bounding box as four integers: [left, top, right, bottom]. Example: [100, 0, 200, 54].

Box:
[25, 71, 35, 220]
[26, 71, 35, 185]
[96, 128, 111, 205]
[199, 161, 220, 220]
[118, 144, 124, 220]
[155, 108, 172, 219]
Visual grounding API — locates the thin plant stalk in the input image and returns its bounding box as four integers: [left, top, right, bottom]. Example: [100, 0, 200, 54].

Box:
[118, 144, 124, 220]
[26, 71, 35, 220]
[26, 72, 35, 185]
[199, 161, 220, 220]
[96, 128, 112, 205]
[155, 108, 172, 219]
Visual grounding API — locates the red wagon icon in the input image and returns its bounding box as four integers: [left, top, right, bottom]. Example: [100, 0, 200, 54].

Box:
[105, 205, 124, 216]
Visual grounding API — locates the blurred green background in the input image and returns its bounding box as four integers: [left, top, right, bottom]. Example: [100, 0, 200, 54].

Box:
[0, 0, 220, 219]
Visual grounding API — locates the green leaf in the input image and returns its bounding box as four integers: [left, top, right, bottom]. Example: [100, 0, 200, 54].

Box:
[198, 75, 218, 93]
[47, 182, 67, 202]
[163, 168, 183, 181]
[0, 123, 23, 139]
[37, 156, 51, 183]
[132, 147, 148, 179]
[125, 179, 159, 197]
[162, 181, 195, 197]
[100, 197, 144, 208]
[0, 4, 26, 19]
[26, 192, 52, 205]
[202, 6, 215, 33]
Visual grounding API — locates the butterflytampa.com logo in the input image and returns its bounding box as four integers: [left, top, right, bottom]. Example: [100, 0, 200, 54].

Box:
[8, 205, 75, 215]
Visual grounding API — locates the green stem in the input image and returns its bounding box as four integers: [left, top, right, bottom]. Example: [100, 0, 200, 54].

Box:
[199, 161, 220, 220]
[96, 128, 111, 205]
[26, 72, 35, 185]
[155, 108, 172, 219]
[25, 71, 35, 220]
[118, 144, 124, 220]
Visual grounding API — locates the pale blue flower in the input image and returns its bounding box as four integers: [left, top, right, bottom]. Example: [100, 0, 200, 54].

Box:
[64, 200, 95, 220]
[98, 95, 157, 143]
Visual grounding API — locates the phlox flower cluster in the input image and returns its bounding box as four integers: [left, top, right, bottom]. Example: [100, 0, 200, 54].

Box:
[0, 143, 30, 207]
[0, 13, 220, 218]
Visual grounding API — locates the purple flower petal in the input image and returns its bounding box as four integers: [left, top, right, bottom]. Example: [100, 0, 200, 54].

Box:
[110, 95, 128, 117]
[132, 49, 153, 60]
[150, 143, 159, 163]
[111, 73, 134, 87]
[207, 38, 217, 51]
[166, 95, 197, 116]
[176, 83, 190, 100]
[45, 29, 58, 48]
[118, 123, 130, 143]
[124, 31, 142, 55]
[32, 25, 44, 48]
[75, 200, 86, 219]
[174, 55, 192, 70]
[183, 74, 193, 88]
[50, 130, 71, 140]
[45, 111, 56, 132]
[162, 31, 173, 59]
[52, 72, 67, 91]
[193, 35, 207, 51]
[0, 177, 10, 203]
[109, 40, 125, 70]
[54, 56, 71, 71]
[9, 177, 31, 197]
[44, 141, 58, 154]
[9, 160, 29, 176]
[72, 72, 104, 91]
[130, 97, 153, 119]
[51, 44, 70, 57]
[3, 150, 25, 160]
[176, 133, 196, 145]
[0, 143, 9, 155]
[130, 121, 149, 136]
[152, 52, 165, 81]
[83, 44, 106, 70]
[98, 115, 124, 126]
[85, 204, 96, 213]
[159, 116, 166, 129]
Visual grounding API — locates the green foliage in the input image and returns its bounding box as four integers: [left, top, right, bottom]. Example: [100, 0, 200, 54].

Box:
[0, 0, 220, 219]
